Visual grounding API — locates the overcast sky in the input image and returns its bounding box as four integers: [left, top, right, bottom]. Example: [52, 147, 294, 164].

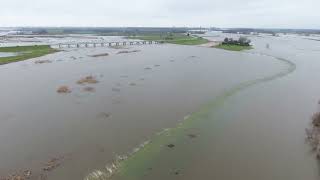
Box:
[0, 0, 319, 28]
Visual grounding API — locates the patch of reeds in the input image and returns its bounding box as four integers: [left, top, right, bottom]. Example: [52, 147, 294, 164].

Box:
[306, 109, 320, 159]
[0, 154, 69, 180]
[0, 170, 32, 180]
[57, 86, 71, 93]
[77, 76, 98, 85]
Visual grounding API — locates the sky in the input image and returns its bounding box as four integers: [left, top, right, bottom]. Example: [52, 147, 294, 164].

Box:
[0, 0, 319, 28]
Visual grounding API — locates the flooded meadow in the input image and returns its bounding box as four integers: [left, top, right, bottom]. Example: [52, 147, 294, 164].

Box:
[1, 33, 320, 180]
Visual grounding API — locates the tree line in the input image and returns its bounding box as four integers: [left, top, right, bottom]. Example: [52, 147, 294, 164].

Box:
[222, 37, 251, 46]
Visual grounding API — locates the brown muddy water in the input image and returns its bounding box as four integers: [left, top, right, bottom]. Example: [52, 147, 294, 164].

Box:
[175, 33, 320, 180]
[0, 34, 320, 180]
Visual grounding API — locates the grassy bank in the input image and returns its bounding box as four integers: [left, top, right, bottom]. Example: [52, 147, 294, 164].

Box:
[215, 44, 253, 51]
[128, 33, 209, 45]
[0, 45, 58, 65]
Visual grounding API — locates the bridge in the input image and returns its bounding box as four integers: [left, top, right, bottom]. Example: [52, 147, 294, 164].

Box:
[51, 40, 162, 48]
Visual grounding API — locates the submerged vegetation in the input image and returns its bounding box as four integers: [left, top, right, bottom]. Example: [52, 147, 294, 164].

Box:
[34, 60, 52, 64]
[56, 76, 99, 94]
[0, 154, 69, 180]
[57, 86, 72, 93]
[215, 37, 253, 51]
[117, 50, 141, 54]
[83, 87, 95, 92]
[84, 53, 296, 180]
[0, 45, 58, 65]
[128, 33, 209, 45]
[306, 105, 320, 159]
[89, 53, 109, 57]
[77, 76, 99, 85]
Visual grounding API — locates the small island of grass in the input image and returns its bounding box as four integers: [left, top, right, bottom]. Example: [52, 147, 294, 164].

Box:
[215, 37, 253, 51]
[128, 33, 209, 45]
[215, 44, 253, 51]
[0, 45, 58, 65]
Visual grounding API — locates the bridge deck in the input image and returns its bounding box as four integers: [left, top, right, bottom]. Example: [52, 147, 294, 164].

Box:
[51, 40, 161, 48]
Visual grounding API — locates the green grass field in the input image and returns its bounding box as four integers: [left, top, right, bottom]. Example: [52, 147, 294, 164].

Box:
[0, 45, 58, 65]
[128, 33, 209, 45]
[215, 44, 253, 51]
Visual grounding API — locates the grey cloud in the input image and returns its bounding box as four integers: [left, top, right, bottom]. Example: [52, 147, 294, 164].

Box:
[0, 0, 319, 28]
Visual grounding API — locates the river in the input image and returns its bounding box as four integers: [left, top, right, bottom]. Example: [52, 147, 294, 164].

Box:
[0, 33, 319, 180]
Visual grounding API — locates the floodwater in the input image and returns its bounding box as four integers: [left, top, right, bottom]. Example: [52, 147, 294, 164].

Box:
[183, 33, 320, 180]
[0, 34, 320, 180]
[0, 52, 18, 57]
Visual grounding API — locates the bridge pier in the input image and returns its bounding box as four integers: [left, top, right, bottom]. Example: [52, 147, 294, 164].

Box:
[101, 43, 104, 47]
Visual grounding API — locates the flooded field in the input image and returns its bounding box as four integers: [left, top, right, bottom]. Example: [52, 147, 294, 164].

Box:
[0, 52, 18, 57]
[0, 34, 320, 180]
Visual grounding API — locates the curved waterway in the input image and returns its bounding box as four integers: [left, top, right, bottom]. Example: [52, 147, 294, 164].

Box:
[1, 34, 319, 180]
[85, 51, 297, 180]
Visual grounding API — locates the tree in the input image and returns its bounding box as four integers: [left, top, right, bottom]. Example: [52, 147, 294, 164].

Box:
[222, 37, 251, 46]
[238, 37, 251, 46]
